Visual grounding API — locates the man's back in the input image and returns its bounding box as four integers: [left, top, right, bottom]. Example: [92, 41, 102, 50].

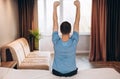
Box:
[52, 31, 79, 74]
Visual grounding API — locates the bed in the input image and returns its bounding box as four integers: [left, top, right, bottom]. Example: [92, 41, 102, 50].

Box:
[0, 67, 120, 79]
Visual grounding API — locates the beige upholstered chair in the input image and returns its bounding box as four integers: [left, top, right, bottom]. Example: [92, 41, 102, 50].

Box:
[1, 38, 51, 70]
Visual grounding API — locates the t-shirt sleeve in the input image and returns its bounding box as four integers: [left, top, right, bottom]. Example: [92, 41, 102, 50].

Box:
[52, 31, 60, 45]
[71, 31, 79, 45]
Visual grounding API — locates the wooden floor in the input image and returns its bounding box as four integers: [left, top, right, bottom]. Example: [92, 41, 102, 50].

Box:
[51, 53, 120, 73]
[76, 53, 120, 73]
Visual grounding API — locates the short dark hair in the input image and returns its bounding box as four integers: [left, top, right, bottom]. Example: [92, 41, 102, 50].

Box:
[60, 21, 71, 34]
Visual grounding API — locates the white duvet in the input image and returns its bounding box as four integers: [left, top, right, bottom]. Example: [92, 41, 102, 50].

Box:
[0, 67, 120, 79]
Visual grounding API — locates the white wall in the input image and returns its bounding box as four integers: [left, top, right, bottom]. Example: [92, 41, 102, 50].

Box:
[0, 0, 19, 47]
[39, 35, 90, 53]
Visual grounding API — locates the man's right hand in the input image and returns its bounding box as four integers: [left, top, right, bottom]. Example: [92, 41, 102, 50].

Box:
[73, 0, 80, 33]
[74, 0, 80, 7]
[54, 1, 60, 8]
[53, 1, 60, 32]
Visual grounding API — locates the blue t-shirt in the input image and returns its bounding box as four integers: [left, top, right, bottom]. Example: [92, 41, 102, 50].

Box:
[52, 31, 79, 74]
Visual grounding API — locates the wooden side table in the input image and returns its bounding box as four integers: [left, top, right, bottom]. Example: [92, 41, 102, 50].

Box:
[1, 61, 17, 68]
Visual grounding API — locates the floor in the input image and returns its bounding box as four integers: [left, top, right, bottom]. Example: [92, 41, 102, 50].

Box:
[51, 53, 120, 73]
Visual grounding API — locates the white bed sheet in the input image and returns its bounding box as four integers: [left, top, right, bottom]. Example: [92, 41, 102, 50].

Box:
[0, 67, 120, 79]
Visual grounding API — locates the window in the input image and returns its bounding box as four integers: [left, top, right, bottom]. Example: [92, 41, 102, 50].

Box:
[38, 0, 92, 35]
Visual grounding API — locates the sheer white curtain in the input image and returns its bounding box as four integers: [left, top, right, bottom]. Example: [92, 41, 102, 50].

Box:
[38, 0, 92, 36]
[38, 0, 58, 36]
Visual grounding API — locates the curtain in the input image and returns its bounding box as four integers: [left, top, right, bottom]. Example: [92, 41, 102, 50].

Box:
[18, 0, 38, 51]
[90, 0, 120, 61]
[107, 0, 120, 61]
[89, 0, 107, 61]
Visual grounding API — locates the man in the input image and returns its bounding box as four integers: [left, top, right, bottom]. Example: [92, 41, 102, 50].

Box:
[52, 0, 80, 77]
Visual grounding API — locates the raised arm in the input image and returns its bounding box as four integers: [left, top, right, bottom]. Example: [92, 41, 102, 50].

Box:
[74, 0, 80, 33]
[53, 1, 60, 32]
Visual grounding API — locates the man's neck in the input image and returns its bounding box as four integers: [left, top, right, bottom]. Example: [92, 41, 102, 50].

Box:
[62, 34, 70, 42]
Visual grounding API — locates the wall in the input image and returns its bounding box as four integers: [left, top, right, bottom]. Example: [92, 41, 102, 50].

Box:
[39, 35, 90, 53]
[0, 0, 19, 47]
